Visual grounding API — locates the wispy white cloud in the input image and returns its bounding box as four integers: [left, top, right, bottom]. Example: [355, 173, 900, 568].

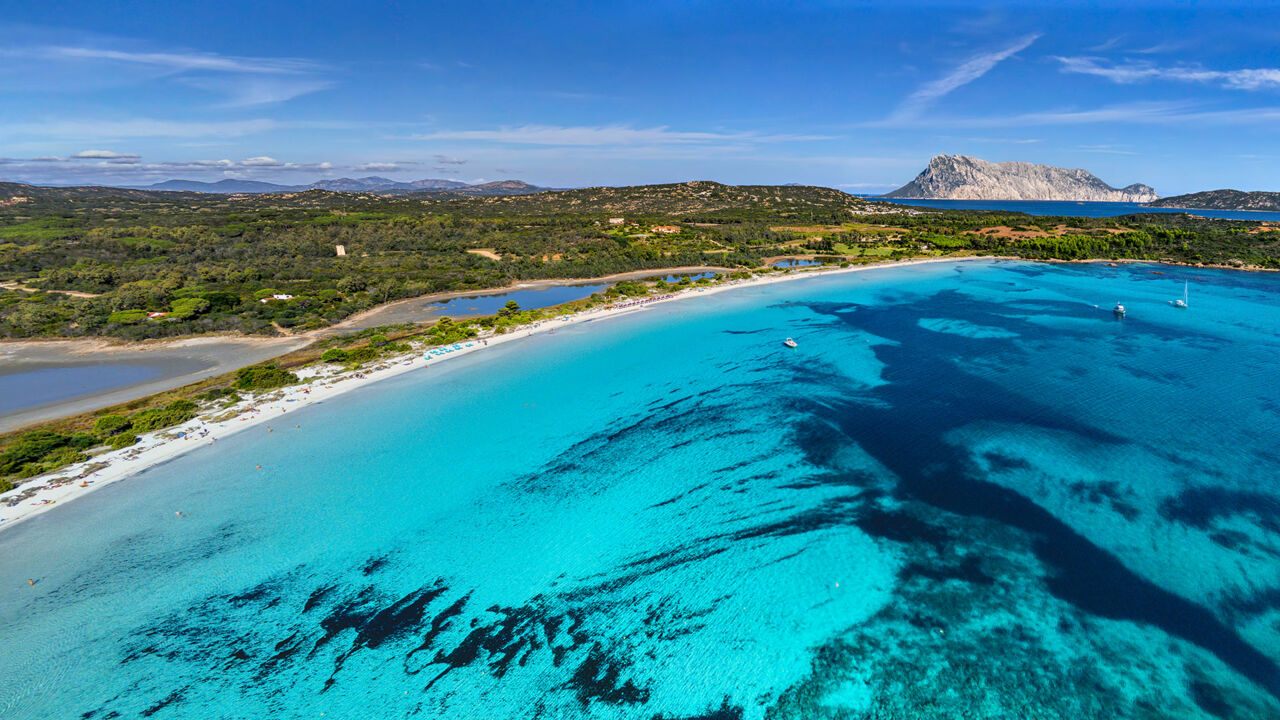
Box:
[357, 162, 419, 172]
[4, 45, 319, 75]
[1077, 144, 1138, 155]
[71, 149, 140, 160]
[867, 101, 1280, 129]
[1088, 35, 1126, 52]
[182, 76, 335, 108]
[239, 156, 284, 167]
[890, 34, 1040, 121]
[0, 117, 375, 141]
[0, 43, 331, 107]
[1132, 41, 1191, 55]
[941, 136, 1043, 144]
[433, 155, 467, 164]
[408, 125, 833, 146]
[1055, 56, 1280, 90]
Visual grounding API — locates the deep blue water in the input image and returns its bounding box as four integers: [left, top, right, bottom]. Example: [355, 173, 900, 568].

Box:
[2, 260, 1279, 718]
[870, 197, 1280, 221]
[774, 259, 824, 268]
[0, 364, 166, 414]
[430, 283, 607, 317]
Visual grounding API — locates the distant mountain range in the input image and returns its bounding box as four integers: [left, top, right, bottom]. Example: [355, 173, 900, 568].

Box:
[137, 176, 548, 196]
[885, 155, 1158, 203]
[1146, 189, 1280, 212]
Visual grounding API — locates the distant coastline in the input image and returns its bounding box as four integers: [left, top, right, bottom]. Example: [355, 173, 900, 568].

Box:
[870, 197, 1280, 222]
[1147, 189, 1280, 213]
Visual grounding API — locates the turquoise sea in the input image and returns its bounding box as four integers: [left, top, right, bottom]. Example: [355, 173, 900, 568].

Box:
[2, 259, 1279, 719]
[870, 198, 1280, 221]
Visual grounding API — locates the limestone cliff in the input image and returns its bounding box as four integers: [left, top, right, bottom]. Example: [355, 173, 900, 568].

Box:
[884, 155, 1157, 202]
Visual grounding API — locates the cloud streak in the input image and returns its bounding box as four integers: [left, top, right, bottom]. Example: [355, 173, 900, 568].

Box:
[7, 46, 320, 75]
[71, 149, 141, 160]
[0, 43, 331, 107]
[0, 117, 380, 141]
[1055, 56, 1280, 91]
[408, 125, 833, 146]
[891, 34, 1040, 120]
[868, 101, 1280, 129]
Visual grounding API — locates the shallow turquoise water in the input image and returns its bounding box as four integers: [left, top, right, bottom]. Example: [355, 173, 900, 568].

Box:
[2, 260, 1279, 719]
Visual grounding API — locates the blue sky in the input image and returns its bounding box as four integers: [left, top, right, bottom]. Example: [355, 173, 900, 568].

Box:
[1, 1, 1278, 194]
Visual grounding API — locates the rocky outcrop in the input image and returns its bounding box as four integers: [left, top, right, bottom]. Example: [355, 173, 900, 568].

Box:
[884, 155, 1157, 202]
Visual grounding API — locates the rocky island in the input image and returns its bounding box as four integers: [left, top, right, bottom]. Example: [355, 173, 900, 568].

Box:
[884, 154, 1158, 203]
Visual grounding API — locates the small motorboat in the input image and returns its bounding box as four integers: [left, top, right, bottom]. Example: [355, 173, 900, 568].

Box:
[783, 337, 798, 348]
[1113, 303, 1126, 318]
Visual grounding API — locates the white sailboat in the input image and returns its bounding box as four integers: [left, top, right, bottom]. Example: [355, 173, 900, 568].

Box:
[1173, 281, 1188, 308]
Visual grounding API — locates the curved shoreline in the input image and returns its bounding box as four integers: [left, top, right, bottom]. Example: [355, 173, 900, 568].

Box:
[0, 267, 732, 432]
[0, 255, 983, 532]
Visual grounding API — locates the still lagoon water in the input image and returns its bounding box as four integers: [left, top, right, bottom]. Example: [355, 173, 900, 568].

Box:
[2, 260, 1279, 718]
[426, 283, 608, 318]
[0, 364, 167, 415]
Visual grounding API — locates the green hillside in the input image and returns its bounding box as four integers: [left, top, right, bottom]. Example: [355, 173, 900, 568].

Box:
[1, 180, 1277, 341]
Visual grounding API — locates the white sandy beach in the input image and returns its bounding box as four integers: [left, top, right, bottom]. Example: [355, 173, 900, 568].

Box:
[0, 255, 981, 532]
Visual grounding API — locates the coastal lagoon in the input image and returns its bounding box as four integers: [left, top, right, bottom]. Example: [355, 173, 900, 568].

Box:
[0, 364, 168, 415]
[2, 260, 1279, 718]
[0, 338, 306, 435]
[328, 282, 613, 333]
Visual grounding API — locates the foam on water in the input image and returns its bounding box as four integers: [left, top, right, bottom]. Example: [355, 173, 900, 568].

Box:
[2, 259, 1279, 719]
